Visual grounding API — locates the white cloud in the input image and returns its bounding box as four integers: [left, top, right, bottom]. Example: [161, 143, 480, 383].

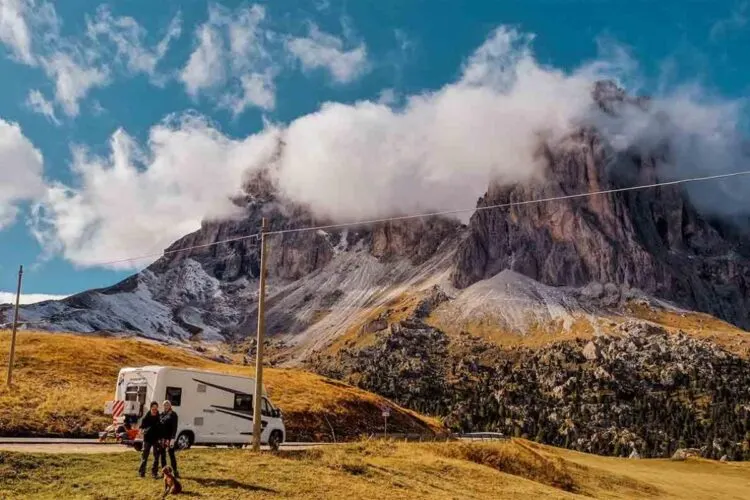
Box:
[25, 89, 59, 124]
[0, 1, 179, 117]
[180, 4, 275, 115]
[40, 52, 109, 117]
[313, 0, 331, 11]
[33, 26, 750, 268]
[32, 116, 281, 268]
[222, 71, 276, 113]
[0, 0, 33, 63]
[0, 291, 67, 305]
[0, 1, 103, 118]
[377, 88, 397, 105]
[181, 18, 226, 96]
[227, 4, 268, 70]
[86, 6, 182, 84]
[286, 23, 368, 83]
[0, 118, 44, 229]
[711, 1, 748, 40]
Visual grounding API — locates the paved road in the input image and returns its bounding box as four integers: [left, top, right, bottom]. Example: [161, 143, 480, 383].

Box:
[0, 436, 505, 454]
[0, 438, 333, 454]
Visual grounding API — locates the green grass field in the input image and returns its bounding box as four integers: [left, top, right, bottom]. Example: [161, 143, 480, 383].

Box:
[1, 440, 749, 499]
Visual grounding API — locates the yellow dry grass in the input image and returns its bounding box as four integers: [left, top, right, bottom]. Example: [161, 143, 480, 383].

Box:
[1, 439, 748, 499]
[0, 330, 441, 440]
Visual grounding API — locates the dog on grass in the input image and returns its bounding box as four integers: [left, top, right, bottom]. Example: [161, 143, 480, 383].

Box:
[161, 465, 182, 497]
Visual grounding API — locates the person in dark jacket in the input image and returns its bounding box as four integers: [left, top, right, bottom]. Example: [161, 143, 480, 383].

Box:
[159, 400, 179, 477]
[138, 401, 163, 478]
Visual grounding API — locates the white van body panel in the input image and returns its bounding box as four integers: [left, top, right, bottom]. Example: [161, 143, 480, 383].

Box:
[113, 366, 285, 446]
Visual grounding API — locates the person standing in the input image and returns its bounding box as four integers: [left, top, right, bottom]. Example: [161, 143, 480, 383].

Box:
[160, 399, 180, 477]
[138, 401, 163, 478]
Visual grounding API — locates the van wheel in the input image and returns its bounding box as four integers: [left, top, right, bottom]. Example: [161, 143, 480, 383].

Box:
[176, 432, 193, 450]
[268, 431, 282, 451]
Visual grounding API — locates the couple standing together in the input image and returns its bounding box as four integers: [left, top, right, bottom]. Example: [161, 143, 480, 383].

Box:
[139, 400, 179, 478]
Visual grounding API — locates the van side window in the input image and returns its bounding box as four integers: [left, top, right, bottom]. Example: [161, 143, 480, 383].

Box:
[261, 398, 273, 417]
[234, 394, 252, 412]
[165, 387, 182, 407]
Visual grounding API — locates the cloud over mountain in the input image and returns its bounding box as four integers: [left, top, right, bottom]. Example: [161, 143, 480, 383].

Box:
[26, 26, 750, 269]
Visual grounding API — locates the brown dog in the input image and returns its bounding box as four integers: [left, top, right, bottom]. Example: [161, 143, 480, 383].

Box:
[161, 465, 182, 497]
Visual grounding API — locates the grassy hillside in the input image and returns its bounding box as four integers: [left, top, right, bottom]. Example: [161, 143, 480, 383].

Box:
[0, 330, 441, 440]
[1, 439, 749, 499]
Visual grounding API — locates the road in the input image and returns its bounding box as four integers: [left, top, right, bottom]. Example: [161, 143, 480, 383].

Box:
[0, 438, 333, 454]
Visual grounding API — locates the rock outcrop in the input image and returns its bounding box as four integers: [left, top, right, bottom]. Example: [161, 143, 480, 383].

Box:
[310, 320, 750, 460]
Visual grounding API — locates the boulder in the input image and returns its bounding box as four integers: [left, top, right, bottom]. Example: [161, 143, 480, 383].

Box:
[671, 448, 701, 461]
[583, 341, 600, 361]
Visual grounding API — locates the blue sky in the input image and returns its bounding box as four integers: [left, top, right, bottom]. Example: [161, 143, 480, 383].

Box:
[0, 0, 749, 303]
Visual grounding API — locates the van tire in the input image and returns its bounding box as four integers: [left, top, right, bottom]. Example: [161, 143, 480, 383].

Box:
[176, 431, 194, 450]
[268, 431, 282, 451]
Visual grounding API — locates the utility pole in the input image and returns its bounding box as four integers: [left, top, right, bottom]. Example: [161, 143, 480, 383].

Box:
[252, 219, 269, 451]
[6, 265, 23, 387]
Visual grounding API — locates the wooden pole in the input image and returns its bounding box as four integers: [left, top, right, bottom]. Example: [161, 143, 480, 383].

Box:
[252, 219, 269, 451]
[6, 265, 23, 387]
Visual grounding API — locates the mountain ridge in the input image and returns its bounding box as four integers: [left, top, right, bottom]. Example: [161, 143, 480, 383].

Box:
[4, 81, 749, 350]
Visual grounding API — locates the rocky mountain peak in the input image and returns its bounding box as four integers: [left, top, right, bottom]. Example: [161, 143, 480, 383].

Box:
[451, 102, 750, 327]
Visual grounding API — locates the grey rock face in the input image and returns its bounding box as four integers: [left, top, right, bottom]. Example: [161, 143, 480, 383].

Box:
[451, 126, 750, 328]
[6, 167, 461, 341]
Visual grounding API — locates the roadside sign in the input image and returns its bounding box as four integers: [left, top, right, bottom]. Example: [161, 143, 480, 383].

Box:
[382, 408, 390, 418]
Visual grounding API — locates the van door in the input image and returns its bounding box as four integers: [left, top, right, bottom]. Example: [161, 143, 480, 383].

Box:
[124, 384, 148, 418]
[260, 397, 274, 443]
[226, 393, 252, 444]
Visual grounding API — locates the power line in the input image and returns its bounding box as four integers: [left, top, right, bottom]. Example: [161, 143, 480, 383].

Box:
[88, 169, 750, 268]
[266, 169, 750, 236]
[88, 233, 261, 268]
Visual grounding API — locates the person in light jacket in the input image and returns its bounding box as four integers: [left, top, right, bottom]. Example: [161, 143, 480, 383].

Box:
[138, 402, 162, 478]
[159, 400, 180, 478]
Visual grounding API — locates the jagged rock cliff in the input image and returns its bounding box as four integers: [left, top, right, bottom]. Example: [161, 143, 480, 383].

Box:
[452, 126, 750, 328]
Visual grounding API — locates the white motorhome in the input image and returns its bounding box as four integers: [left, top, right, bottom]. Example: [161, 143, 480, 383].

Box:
[104, 366, 285, 450]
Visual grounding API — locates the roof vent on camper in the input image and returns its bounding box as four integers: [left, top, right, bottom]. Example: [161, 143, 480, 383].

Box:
[197, 383, 206, 393]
